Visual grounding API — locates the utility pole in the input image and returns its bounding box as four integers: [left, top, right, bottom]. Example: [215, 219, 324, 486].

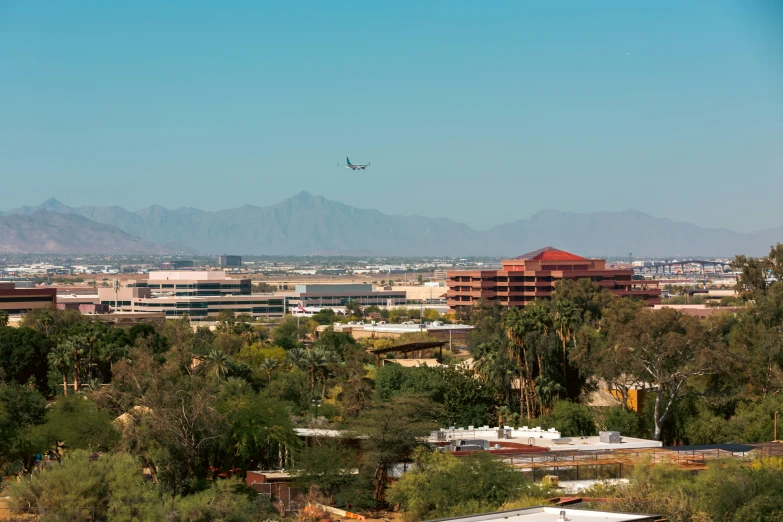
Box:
[112, 278, 120, 312]
[419, 300, 423, 334]
[775, 411, 779, 441]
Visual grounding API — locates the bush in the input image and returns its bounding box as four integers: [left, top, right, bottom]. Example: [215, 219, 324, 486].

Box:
[388, 448, 535, 520]
[602, 406, 645, 438]
[537, 401, 597, 437]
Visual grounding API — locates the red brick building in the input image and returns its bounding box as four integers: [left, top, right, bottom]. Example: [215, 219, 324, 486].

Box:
[447, 246, 661, 312]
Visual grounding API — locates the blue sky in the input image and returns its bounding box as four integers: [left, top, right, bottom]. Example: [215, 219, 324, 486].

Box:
[1, 1, 781, 231]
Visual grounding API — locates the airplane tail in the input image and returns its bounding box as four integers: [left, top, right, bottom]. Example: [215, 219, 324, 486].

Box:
[346, 157, 352, 165]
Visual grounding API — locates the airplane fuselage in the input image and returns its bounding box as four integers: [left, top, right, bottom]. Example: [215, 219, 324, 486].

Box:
[344, 157, 369, 170]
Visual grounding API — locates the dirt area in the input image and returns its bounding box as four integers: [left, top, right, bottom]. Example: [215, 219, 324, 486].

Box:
[360, 509, 404, 522]
[0, 496, 10, 520]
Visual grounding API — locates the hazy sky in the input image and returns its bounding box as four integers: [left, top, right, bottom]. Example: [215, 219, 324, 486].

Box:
[1, 1, 781, 231]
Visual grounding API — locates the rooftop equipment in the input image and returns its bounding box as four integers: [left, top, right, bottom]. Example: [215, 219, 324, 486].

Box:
[600, 431, 622, 444]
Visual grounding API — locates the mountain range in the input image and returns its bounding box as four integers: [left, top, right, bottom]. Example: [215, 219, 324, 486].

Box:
[0, 211, 173, 254]
[1, 192, 781, 257]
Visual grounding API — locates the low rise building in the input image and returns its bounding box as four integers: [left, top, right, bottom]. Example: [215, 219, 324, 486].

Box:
[430, 506, 657, 522]
[0, 282, 57, 314]
[126, 270, 251, 297]
[317, 322, 474, 344]
[447, 246, 661, 312]
[653, 304, 744, 319]
[290, 284, 406, 310]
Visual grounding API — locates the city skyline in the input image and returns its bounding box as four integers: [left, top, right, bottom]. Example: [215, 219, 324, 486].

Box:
[1, 2, 782, 232]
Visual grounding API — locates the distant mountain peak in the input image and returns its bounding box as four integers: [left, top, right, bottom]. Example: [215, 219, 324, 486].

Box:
[1, 193, 777, 256]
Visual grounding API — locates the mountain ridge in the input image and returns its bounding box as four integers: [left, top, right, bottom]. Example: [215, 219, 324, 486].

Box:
[2, 193, 781, 257]
[0, 210, 177, 254]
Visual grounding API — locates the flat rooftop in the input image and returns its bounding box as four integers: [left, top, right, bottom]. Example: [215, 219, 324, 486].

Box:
[426, 506, 656, 522]
[146, 270, 233, 281]
[333, 322, 474, 333]
[430, 427, 661, 452]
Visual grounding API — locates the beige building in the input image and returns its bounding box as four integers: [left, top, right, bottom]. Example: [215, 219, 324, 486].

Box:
[125, 270, 251, 297]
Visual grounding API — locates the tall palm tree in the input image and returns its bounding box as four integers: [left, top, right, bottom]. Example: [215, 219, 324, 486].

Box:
[301, 349, 327, 391]
[312, 347, 338, 398]
[261, 358, 279, 384]
[552, 300, 580, 386]
[84, 323, 104, 381]
[48, 344, 71, 396]
[60, 335, 87, 393]
[472, 341, 516, 407]
[201, 349, 231, 386]
[39, 310, 54, 337]
[503, 307, 535, 418]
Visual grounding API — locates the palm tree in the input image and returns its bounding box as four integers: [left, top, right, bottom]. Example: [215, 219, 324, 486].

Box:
[503, 307, 534, 418]
[65, 335, 88, 392]
[285, 347, 307, 369]
[48, 344, 71, 396]
[302, 349, 327, 391]
[201, 350, 231, 386]
[84, 323, 104, 381]
[261, 358, 279, 383]
[552, 300, 580, 387]
[535, 375, 564, 414]
[0, 310, 9, 328]
[472, 342, 516, 407]
[312, 347, 338, 398]
[39, 310, 54, 337]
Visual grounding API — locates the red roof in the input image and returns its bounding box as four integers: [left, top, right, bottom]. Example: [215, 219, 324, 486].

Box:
[511, 246, 588, 261]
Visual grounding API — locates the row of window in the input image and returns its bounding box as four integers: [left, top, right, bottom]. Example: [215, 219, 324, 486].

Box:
[160, 307, 284, 316]
[0, 296, 56, 303]
[449, 287, 556, 293]
[135, 300, 283, 307]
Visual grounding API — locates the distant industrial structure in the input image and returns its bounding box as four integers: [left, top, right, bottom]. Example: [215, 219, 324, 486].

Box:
[447, 246, 661, 312]
[218, 255, 242, 268]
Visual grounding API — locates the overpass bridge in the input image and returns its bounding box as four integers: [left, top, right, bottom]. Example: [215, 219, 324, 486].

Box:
[636, 260, 732, 275]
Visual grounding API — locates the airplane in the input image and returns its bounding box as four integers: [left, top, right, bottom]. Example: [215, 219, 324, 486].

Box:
[340, 157, 370, 170]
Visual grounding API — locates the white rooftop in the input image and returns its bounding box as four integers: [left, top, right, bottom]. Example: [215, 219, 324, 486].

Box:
[337, 322, 474, 333]
[426, 506, 655, 522]
[147, 270, 229, 281]
[429, 427, 662, 451]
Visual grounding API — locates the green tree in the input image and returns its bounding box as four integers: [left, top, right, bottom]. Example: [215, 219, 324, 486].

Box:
[261, 357, 279, 383]
[199, 349, 231, 386]
[0, 326, 52, 389]
[388, 448, 534, 521]
[345, 299, 363, 318]
[0, 383, 47, 471]
[0, 310, 8, 328]
[731, 254, 771, 300]
[551, 299, 580, 388]
[48, 342, 72, 396]
[537, 400, 597, 437]
[33, 395, 119, 454]
[291, 439, 360, 498]
[350, 394, 442, 504]
[552, 278, 614, 325]
[608, 307, 720, 440]
[600, 406, 645, 438]
[217, 388, 299, 470]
